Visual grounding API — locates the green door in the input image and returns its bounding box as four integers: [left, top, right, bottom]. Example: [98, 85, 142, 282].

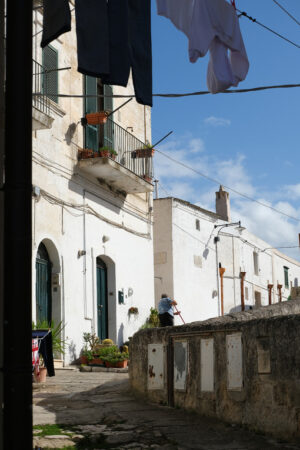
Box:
[36, 243, 52, 324]
[96, 258, 108, 340]
[85, 75, 99, 152]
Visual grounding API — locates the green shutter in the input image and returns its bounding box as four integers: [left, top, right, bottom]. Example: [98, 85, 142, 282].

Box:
[103, 85, 114, 149]
[104, 84, 113, 113]
[85, 76, 99, 152]
[42, 45, 58, 103]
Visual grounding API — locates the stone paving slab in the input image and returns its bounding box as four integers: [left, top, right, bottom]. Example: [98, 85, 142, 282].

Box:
[33, 370, 300, 449]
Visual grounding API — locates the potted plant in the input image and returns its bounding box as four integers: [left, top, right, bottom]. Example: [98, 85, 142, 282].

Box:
[34, 355, 48, 383]
[85, 111, 108, 125]
[32, 320, 68, 381]
[78, 148, 94, 160]
[99, 147, 118, 160]
[134, 144, 155, 158]
[128, 306, 139, 315]
[101, 351, 129, 369]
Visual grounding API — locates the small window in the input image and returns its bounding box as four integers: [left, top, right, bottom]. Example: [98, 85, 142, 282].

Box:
[253, 252, 259, 276]
[245, 286, 249, 300]
[284, 266, 289, 289]
[42, 45, 58, 103]
[195, 219, 200, 231]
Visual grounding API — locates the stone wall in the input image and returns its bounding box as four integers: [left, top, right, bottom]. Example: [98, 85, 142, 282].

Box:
[129, 299, 300, 441]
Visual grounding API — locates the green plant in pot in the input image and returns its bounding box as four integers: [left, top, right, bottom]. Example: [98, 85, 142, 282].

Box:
[99, 146, 118, 160]
[101, 351, 129, 368]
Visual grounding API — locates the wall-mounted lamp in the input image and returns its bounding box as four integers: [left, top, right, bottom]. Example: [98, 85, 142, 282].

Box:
[77, 250, 86, 258]
[128, 287, 134, 297]
[102, 235, 110, 243]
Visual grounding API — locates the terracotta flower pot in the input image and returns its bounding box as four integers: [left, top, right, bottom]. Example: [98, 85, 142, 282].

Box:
[105, 360, 128, 368]
[34, 367, 47, 383]
[89, 357, 104, 366]
[143, 175, 152, 183]
[99, 150, 110, 158]
[80, 149, 94, 159]
[86, 112, 107, 125]
[80, 355, 88, 365]
[135, 148, 155, 158]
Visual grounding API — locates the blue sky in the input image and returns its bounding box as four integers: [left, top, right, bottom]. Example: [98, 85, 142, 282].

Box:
[151, 0, 300, 260]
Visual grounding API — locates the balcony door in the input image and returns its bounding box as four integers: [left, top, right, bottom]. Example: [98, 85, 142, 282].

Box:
[84, 76, 114, 152]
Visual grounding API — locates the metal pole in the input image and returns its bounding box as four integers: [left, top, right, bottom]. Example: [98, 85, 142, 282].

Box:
[3, 0, 33, 448]
[0, 0, 5, 446]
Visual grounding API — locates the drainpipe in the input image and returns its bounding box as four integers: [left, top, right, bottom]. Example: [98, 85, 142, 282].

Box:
[215, 240, 221, 316]
[219, 267, 226, 316]
[277, 284, 283, 303]
[240, 272, 246, 311]
[268, 284, 273, 305]
[83, 190, 87, 318]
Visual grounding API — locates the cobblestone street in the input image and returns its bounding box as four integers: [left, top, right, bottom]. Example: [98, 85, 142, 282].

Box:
[32, 369, 300, 449]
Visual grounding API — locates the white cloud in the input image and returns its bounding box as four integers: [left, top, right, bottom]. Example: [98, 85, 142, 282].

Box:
[283, 184, 300, 199]
[204, 116, 231, 127]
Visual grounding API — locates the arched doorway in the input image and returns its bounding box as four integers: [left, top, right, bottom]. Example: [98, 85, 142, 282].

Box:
[36, 242, 52, 324]
[96, 257, 108, 340]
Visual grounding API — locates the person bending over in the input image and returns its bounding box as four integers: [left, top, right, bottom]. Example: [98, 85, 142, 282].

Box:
[158, 294, 180, 327]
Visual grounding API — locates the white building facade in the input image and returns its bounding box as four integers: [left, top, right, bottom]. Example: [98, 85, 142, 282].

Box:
[32, 3, 154, 364]
[153, 190, 300, 325]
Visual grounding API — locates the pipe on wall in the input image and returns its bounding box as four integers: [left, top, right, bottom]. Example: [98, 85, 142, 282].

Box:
[219, 267, 226, 316]
[268, 284, 273, 306]
[240, 272, 246, 311]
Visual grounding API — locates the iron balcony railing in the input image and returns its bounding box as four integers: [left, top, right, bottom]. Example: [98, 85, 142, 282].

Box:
[96, 118, 153, 180]
[32, 59, 50, 116]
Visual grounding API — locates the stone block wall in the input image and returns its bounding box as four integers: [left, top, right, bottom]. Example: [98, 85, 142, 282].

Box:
[129, 299, 300, 441]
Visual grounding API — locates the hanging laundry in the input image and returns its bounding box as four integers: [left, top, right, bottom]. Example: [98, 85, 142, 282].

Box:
[76, 0, 153, 106]
[32, 339, 40, 375]
[41, 0, 71, 48]
[156, 0, 249, 93]
[75, 0, 110, 78]
[32, 330, 55, 377]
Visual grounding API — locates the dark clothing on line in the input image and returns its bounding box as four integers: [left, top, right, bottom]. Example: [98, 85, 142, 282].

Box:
[75, 0, 110, 78]
[41, 0, 71, 48]
[76, 0, 153, 106]
[159, 312, 174, 327]
[32, 330, 55, 377]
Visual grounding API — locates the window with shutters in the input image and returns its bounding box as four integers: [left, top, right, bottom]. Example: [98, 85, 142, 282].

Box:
[284, 266, 289, 289]
[253, 252, 259, 276]
[84, 76, 114, 153]
[42, 45, 58, 103]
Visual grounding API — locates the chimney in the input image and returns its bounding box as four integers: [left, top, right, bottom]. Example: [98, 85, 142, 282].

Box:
[216, 185, 231, 222]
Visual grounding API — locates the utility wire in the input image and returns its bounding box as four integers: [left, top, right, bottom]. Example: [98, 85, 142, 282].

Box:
[154, 149, 300, 223]
[271, 0, 300, 27]
[237, 8, 300, 49]
[32, 83, 300, 100]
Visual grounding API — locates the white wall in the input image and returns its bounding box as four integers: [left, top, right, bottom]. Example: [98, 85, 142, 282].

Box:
[32, 10, 155, 364]
[154, 198, 300, 324]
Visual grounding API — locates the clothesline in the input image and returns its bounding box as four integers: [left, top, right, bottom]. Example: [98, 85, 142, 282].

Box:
[32, 83, 300, 99]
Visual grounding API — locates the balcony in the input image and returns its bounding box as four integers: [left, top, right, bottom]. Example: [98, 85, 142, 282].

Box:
[78, 119, 154, 195]
[32, 60, 54, 130]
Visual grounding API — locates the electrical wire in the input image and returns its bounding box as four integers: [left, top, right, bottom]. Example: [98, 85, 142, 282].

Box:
[40, 189, 151, 239]
[236, 8, 300, 49]
[154, 149, 300, 223]
[33, 83, 300, 100]
[271, 0, 300, 27]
